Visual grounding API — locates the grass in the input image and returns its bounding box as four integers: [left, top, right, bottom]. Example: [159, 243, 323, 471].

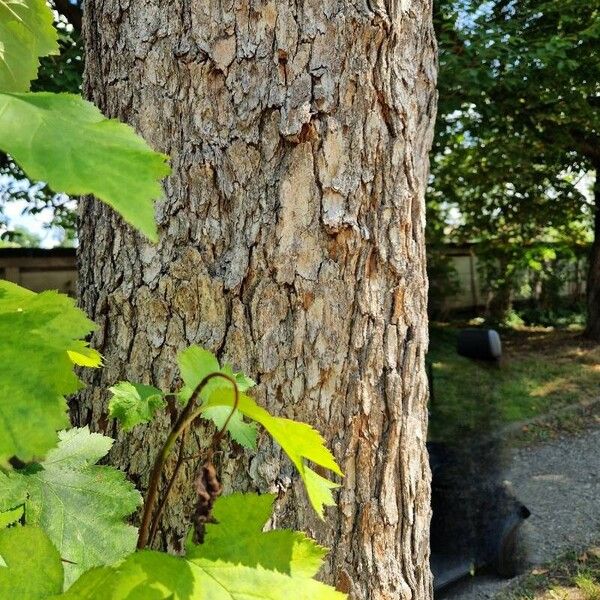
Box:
[428, 324, 600, 444]
[497, 545, 600, 600]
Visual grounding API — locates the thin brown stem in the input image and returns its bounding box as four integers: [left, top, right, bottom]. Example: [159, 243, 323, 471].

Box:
[147, 429, 187, 547]
[136, 371, 238, 550]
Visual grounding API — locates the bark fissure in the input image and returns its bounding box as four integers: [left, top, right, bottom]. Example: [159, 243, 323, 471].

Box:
[78, 2, 437, 598]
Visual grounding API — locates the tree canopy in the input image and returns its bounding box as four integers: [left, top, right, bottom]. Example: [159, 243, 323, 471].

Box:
[430, 0, 599, 322]
[0, 2, 82, 244]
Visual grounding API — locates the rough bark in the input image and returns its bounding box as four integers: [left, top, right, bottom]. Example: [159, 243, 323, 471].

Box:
[77, 2, 437, 598]
[585, 163, 600, 341]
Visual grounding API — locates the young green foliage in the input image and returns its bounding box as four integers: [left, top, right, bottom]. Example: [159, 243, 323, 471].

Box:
[178, 345, 259, 449]
[0, 427, 142, 588]
[58, 493, 345, 600]
[188, 493, 328, 578]
[108, 382, 166, 432]
[201, 406, 259, 449]
[178, 345, 341, 517]
[0, 281, 99, 463]
[0, 92, 170, 241]
[204, 388, 341, 518]
[0, 0, 58, 92]
[0, 526, 63, 598]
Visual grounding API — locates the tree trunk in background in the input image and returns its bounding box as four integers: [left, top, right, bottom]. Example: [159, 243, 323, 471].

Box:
[487, 283, 512, 324]
[77, 2, 437, 598]
[486, 255, 513, 324]
[586, 164, 600, 341]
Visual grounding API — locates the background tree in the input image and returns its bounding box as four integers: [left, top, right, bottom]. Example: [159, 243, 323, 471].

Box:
[0, 1, 83, 243]
[431, 0, 599, 327]
[75, 2, 437, 599]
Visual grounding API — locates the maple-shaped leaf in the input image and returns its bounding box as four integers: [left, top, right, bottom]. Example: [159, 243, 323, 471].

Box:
[0, 526, 63, 598]
[176, 345, 342, 514]
[108, 381, 165, 431]
[0, 92, 170, 241]
[188, 493, 328, 578]
[0, 0, 58, 92]
[59, 552, 346, 600]
[58, 493, 345, 600]
[0, 281, 97, 463]
[203, 388, 342, 518]
[0, 427, 142, 589]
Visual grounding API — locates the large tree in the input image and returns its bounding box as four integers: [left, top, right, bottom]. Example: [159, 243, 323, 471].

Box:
[75, 2, 437, 598]
[431, 0, 599, 327]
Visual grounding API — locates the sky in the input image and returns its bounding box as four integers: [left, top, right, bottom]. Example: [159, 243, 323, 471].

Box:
[0, 175, 74, 247]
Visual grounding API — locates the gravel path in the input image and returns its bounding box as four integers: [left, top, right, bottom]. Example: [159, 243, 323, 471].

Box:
[438, 426, 600, 599]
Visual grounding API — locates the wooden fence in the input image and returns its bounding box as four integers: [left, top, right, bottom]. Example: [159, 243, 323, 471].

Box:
[0, 248, 77, 295]
[436, 244, 587, 312]
[0, 246, 586, 312]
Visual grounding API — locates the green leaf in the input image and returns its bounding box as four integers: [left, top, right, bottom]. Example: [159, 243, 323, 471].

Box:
[227, 367, 256, 392]
[60, 551, 346, 600]
[177, 345, 221, 403]
[0, 92, 170, 241]
[201, 406, 258, 449]
[204, 389, 342, 518]
[178, 346, 258, 448]
[108, 382, 165, 431]
[58, 494, 344, 599]
[0, 469, 27, 512]
[0, 427, 142, 588]
[177, 346, 258, 402]
[0, 0, 58, 92]
[67, 342, 103, 368]
[188, 493, 328, 578]
[0, 505, 23, 529]
[0, 281, 96, 463]
[0, 526, 63, 599]
[302, 467, 339, 515]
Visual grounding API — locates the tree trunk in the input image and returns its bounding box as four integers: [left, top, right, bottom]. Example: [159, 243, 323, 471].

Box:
[76, 2, 437, 598]
[486, 264, 513, 324]
[585, 163, 600, 341]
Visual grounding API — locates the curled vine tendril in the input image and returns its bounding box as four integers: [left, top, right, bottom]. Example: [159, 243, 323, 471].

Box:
[137, 371, 239, 550]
